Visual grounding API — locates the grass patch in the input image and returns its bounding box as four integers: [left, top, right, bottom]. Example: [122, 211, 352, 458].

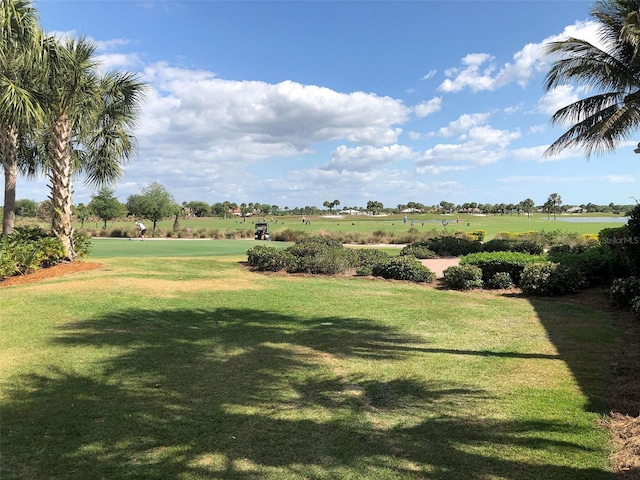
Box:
[1, 253, 618, 479]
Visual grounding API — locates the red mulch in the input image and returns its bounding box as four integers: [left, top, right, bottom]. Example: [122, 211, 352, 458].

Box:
[0, 261, 104, 287]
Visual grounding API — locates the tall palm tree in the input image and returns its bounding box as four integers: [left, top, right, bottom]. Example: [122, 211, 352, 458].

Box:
[42, 37, 145, 259]
[544, 0, 640, 158]
[0, 0, 46, 235]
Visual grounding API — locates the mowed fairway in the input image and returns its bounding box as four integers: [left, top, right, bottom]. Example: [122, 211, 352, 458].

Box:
[0, 239, 618, 479]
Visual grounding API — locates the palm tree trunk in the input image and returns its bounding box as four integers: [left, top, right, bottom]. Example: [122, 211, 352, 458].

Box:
[1, 125, 18, 236]
[48, 114, 76, 260]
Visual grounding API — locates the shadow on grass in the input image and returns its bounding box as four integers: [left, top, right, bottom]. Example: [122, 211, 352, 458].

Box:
[2, 307, 613, 479]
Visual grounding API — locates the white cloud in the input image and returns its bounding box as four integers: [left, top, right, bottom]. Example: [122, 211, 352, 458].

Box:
[421, 69, 437, 80]
[435, 113, 491, 137]
[140, 63, 409, 153]
[416, 165, 470, 175]
[413, 97, 442, 118]
[323, 144, 417, 172]
[437, 20, 602, 94]
[536, 85, 580, 115]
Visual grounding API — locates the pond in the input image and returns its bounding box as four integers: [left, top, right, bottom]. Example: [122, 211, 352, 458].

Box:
[546, 216, 628, 223]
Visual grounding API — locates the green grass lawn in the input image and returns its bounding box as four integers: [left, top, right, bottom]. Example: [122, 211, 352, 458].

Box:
[72, 211, 628, 241]
[1, 249, 618, 479]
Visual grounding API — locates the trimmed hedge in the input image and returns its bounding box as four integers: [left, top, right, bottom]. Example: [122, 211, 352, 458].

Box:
[460, 251, 545, 285]
[482, 238, 544, 255]
[423, 236, 483, 257]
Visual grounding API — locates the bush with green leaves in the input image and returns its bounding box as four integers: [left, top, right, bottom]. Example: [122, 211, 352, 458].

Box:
[442, 264, 483, 290]
[286, 237, 344, 257]
[481, 239, 544, 255]
[520, 262, 587, 296]
[423, 236, 482, 257]
[353, 249, 389, 276]
[286, 247, 355, 275]
[631, 296, 640, 317]
[486, 272, 515, 289]
[0, 227, 89, 279]
[246, 245, 293, 272]
[609, 277, 640, 308]
[371, 256, 435, 283]
[460, 251, 545, 285]
[547, 244, 617, 286]
[399, 243, 436, 259]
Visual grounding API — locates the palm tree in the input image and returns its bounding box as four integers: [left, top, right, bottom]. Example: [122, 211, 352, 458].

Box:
[41, 37, 145, 259]
[546, 193, 562, 220]
[544, 0, 640, 158]
[0, 0, 47, 235]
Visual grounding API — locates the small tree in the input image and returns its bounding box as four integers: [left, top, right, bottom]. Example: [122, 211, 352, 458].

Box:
[15, 199, 38, 217]
[73, 203, 90, 227]
[127, 182, 176, 231]
[89, 187, 124, 228]
[520, 198, 535, 218]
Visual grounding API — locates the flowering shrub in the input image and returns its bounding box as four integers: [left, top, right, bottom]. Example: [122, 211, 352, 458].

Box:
[486, 272, 514, 289]
[609, 277, 640, 308]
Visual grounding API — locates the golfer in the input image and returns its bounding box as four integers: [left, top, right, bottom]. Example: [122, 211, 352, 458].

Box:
[135, 221, 146, 240]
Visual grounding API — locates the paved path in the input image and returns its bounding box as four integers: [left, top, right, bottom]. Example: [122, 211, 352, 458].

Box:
[420, 257, 460, 278]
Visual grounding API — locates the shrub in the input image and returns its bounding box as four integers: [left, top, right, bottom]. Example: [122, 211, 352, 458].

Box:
[631, 296, 640, 317]
[399, 243, 437, 259]
[287, 237, 343, 257]
[482, 239, 544, 255]
[443, 264, 483, 290]
[461, 251, 545, 285]
[372, 256, 435, 283]
[246, 245, 292, 271]
[272, 228, 308, 243]
[286, 247, 355, 275]
[353, 249, 390, 275]
[70, 232, 92, 258]
[486, 272, 514, 289]
[520, 262, 587, 296]
[424, 236, 482, 256]
[547, 244, 617, 286]
[35, 237, 66, 267]
[469, 230, 486, 241]
[609, 277, 640, 308]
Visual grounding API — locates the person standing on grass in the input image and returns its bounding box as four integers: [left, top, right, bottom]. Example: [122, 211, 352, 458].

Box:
[135, 221, 146, 241]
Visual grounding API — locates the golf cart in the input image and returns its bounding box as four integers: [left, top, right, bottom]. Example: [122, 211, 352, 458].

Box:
[254, 222, 271, 241]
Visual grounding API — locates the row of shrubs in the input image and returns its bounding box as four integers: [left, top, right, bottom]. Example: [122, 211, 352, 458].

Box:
[247, 238, 435, 282]
[248, 233, 637, 309]
[0, 227, 92, 279]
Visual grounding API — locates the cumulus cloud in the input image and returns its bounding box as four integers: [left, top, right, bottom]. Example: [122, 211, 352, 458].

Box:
[437, 20, 601, 94]
[139, 63, 409, 154]
[413, 97, 442, 118]
[536, 85, 580, 115]
[322, 144, 417, 172]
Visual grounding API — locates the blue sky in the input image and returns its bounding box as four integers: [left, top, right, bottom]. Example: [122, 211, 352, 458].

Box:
[21, 0, 639, 209]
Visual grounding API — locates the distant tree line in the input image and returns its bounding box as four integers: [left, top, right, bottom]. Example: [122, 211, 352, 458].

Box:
[4, 182, 635, 229]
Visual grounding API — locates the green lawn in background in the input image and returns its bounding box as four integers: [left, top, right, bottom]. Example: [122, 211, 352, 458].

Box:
[1, 251, 618, 479]
[75, 212, 627, 241]
[88, 238, 290, 258]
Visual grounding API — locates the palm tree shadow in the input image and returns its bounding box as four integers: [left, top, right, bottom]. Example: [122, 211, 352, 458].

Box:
[2, 307, 615, 479]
